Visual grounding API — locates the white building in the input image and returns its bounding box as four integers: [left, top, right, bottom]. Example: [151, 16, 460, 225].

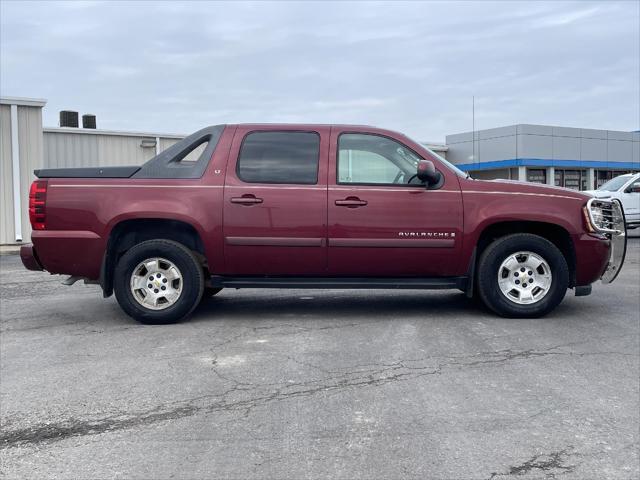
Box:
[446, 124, 640, 190]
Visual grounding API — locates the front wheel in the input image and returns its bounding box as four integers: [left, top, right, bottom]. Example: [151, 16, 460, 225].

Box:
[477, 234, 569, 318]
[114, 239, 204, 324]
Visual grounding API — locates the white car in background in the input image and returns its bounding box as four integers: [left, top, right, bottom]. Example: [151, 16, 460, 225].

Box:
[586, 173, 640, 229]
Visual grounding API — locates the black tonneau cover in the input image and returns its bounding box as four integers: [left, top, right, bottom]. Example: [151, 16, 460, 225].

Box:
[34, 166, 140, 179]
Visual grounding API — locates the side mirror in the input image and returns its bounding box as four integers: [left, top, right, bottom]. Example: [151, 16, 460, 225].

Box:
[416, 160, 442, 186]
[627, 182, 640, 193]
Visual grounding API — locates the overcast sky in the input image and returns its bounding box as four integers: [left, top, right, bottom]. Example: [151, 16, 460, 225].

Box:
[1, 0, 638, 140]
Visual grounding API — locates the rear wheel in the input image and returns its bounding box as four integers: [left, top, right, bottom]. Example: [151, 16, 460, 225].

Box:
[114, 239, 204, 324]
[477, 234, 569, 318]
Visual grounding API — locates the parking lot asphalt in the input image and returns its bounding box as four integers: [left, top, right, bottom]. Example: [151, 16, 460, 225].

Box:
[1, 240, 639, 480]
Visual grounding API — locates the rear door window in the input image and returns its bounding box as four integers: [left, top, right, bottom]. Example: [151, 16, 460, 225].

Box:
[237, 131, 320, 184]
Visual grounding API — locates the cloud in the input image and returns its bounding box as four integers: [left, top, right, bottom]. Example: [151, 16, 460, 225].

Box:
[531, 6, 600, 28]
[95, 65, 140, 78]
[0, 0, 638, 140]
[312, 98, 394, 110]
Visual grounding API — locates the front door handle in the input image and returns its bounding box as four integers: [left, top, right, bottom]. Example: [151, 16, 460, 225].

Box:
[335, 197, 368, 208]
[231, 194, 263, 205]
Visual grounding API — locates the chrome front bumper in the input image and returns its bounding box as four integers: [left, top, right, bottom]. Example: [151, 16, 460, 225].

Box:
[602, 228, 627, 284]
[586, 198, 627, 284]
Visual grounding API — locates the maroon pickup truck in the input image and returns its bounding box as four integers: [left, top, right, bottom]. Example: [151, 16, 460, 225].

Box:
[21, 124, 627, 324]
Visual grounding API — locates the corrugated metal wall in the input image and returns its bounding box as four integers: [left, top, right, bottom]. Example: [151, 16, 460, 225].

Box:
[43, 130, 185, 168]
[0, 105, 14, 244]
[159, 137, 181, 152]
[17, 106, 44, 244]
[0, 103, 44, 244]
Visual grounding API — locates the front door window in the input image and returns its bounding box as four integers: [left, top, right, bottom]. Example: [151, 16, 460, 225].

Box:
[338, 133, 423, 186]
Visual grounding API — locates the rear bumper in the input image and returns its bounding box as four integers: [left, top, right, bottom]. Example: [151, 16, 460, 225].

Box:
[31, 230, 105, 279]
[20, 244, 43, 271]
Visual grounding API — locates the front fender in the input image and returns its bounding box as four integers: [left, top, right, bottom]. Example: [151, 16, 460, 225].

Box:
[463, 195, 583, 247]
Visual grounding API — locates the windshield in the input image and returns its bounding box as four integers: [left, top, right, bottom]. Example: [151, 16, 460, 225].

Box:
[598, 175, 632, 192]
[431, 152, 469, 178]
[412, 139, 468, 178]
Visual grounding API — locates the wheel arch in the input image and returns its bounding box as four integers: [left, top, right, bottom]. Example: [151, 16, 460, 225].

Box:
[474, 220, 576, 288]
[100, 218, 207, 297]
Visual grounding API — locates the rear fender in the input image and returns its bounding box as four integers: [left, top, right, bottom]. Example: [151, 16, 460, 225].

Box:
[100, 215, 209, 297]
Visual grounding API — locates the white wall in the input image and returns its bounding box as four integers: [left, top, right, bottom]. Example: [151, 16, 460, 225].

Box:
[0, 98, 45, 245]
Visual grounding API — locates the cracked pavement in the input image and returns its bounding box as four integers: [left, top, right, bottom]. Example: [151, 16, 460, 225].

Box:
[1, 240, 639, 479]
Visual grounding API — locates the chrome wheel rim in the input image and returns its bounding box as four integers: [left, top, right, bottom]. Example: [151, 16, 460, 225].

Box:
[497, 251, 552, 305]
[130, 257, 183, 310]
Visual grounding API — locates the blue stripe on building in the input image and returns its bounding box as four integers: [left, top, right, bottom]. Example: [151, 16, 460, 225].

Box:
[456, 158, 640, 172]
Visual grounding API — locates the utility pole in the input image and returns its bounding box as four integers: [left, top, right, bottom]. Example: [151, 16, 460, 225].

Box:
[472, 96, 475, 163]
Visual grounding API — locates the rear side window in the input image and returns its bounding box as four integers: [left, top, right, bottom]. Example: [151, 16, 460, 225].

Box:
[237, 131, 320, 184]
[134, 125, 224, 179]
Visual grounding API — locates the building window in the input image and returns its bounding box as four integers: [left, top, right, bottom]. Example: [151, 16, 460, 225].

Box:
[527, 169, 546, 184]
[237, 131, 320, 184]
[555, 169, 586, 190]
[554, 170, 563, 187]
[564, 170, 581, 190]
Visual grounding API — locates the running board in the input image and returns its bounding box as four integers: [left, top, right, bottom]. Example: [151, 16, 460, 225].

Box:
[210, 275, 467, 290]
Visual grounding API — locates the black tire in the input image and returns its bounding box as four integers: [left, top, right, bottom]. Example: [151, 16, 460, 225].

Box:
[114, 239, 204, 324]
[203, 287, 223, 298]
[477, 234, 569, 318]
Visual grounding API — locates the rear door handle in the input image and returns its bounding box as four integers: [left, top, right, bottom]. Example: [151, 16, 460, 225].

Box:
[335, 197, 368, 208]
[231, 195, 263, 205]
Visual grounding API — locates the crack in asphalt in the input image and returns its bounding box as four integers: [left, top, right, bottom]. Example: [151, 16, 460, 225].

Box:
[1, 343, 633, 449]
[309, 342, 636, 378]
[0, 405, 199, 449]
[488, 447, 578, 479]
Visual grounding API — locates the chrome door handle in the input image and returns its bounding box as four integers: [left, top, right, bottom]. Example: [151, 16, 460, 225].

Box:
[335, 197, 368, 208]
[231, 195, 263, 205]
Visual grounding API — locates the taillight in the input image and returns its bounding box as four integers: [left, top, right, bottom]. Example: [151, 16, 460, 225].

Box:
[29, 180, 47, 230]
